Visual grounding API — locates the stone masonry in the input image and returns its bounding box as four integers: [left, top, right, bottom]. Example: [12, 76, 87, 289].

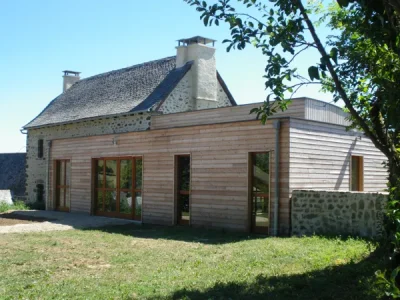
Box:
[158, 71, 232, 114]
[291, 190, 387, 238]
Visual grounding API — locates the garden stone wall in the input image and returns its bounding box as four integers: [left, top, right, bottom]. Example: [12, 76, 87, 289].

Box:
[291, 190, 387, 238]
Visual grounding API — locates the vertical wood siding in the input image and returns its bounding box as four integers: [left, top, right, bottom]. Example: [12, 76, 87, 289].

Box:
[304, 98, 351, 126]
[50, 120, 290, 233]
[289, 119, 387, 194]
[151, 100, 305, 130]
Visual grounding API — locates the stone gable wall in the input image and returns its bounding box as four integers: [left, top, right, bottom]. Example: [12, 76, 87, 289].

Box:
[158, 72, 194, 114]
[158, 70, 234, 114]
[291, 190, 387, 238]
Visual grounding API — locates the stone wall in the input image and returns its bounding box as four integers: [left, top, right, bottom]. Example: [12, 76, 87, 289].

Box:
[26, 113, 151, 203]
[0, 153, 26, 197]
[158, 72, 195, 113]
[158, 70, 233, 114]
[291, 190, 387, 238]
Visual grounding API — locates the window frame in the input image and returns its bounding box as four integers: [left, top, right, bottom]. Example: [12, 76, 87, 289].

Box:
[93, 156, 142, 220]
[350, 155, 364, 192]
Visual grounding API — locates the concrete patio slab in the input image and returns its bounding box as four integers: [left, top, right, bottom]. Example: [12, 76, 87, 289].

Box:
[0, 210, 137, 234]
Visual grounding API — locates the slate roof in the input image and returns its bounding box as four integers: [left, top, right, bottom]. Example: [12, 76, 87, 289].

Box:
[0, 153, 26, 197]
[24, 56, 236, 129]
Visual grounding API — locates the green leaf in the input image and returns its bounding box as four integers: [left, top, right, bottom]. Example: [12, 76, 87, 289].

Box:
[330, 47, 338, 65]
[337, 0, 350, 8]
[203, 15, 210, 26]
[308, 66, 320, 81]
[249, 107, 259, 115]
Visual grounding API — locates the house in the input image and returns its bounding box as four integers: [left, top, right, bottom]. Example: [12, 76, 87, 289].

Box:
[0, 153, 26, 199]
[22, 36, 387, 235]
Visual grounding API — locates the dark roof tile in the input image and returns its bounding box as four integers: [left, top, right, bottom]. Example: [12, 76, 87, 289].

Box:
[24, 56, 178, 128]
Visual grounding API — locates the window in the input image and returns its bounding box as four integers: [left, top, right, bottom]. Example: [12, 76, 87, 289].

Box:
[351, 155, 364, 191]
[94, 157, 142, 220]
[38, 139, 44, 158]
[36, 184, 44, 203]
[175, 155, 190, 225]
[55, 160, 71, 211]
[249, 152, 270, 234]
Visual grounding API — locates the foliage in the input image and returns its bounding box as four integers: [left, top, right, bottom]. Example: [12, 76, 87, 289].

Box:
[376, 266, 400, 298]
[0, 225, 385, 299]
[185, 0, 400, 295]
[0, 201, 29, 213]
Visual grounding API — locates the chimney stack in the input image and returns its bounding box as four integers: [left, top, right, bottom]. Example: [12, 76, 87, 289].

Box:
[62, 70, 80, 92]
[176, 36, 217, 109]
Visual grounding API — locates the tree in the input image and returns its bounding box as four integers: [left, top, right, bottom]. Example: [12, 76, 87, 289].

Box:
[186, 0, 400, 295]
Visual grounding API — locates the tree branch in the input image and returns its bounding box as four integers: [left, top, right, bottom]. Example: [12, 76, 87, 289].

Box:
[294, 0, 389, 156]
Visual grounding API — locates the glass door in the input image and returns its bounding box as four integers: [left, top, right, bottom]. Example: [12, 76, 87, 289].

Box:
[250, 152, 270, 234]
[55, 160, 71, 212]
[94, 157, 142, 220]
[176, 155, 190, 225]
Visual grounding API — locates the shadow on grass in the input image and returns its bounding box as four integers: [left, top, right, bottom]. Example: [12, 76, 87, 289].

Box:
[158, 248, 385, 300]
[83, 223, 267, 245]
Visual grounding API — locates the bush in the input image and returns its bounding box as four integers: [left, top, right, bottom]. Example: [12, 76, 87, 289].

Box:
[0, 201, 29, 213]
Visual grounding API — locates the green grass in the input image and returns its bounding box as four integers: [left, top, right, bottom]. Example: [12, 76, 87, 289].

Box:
[0, 201, 29, 213]
[0, 225, 385, 299]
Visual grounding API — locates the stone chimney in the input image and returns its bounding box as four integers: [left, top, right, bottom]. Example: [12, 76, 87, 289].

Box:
[62, 70, 80, 92]
[176, 36, 217, 109]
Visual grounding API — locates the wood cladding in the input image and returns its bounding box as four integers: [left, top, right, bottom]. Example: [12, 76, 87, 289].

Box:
[289, 119, 387, 193]
[151, 100, 305, 130]
[50, 119, 290, 233]
[48, 104, 385, 235]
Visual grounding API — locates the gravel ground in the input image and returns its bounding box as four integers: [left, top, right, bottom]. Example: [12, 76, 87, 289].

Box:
[0, 210, 137, 234]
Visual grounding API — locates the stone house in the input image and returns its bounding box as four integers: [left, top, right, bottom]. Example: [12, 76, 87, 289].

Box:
[0, 153, 26, 198]
[22, 36, 387, 235]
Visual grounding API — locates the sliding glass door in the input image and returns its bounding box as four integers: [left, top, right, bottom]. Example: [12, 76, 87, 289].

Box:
[94, 157, 142, 220]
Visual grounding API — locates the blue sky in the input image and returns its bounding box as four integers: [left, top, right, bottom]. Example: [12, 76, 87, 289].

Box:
[0, 0, 333, 153]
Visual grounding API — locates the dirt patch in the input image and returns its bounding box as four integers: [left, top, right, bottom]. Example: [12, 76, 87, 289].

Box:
[0, 212, 54, 226]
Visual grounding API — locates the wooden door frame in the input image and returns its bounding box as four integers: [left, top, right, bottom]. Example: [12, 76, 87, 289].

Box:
[248, 151, 271, 235]
[91, 156, 143, 220]
[174, 154, 191, 225]
[54, 159, 71, 212]
[350, 155, 364, 191]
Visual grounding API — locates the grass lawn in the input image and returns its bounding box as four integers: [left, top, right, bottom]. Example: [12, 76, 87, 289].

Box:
[0, 224, 385, 299]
